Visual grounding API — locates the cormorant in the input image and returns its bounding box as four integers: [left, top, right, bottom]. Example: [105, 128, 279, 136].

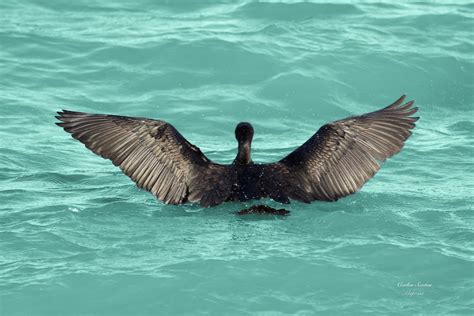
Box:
[56, 95, 418, 207]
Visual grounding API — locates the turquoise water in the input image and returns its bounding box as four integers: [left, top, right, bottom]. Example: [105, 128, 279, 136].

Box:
[1, 0, 473, 314]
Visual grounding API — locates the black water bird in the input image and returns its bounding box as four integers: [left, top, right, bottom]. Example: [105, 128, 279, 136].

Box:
[56, 95, 418, 207]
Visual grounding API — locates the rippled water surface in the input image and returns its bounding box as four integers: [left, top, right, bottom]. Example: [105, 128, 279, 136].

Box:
[1, 1, 473, 315]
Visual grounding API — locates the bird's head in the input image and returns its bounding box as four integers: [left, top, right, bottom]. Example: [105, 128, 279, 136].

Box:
[234, 122, 254, 164]
[235, 122, 254, 144]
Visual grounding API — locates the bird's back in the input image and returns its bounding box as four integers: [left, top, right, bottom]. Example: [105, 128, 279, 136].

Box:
[227, 163, 292, 204]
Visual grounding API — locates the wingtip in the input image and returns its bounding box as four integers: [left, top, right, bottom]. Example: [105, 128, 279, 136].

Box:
[55, 110, 69, 121]
[56, 109, 72, 116]
[396, 95, 407, 105]
[385, 95, 407, 109]
[408, 106, 419, 115]
[404, 100, 415, 107]
[59, 109, 84, 115]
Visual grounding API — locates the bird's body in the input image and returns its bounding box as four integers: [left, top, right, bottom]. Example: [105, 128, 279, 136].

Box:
[56, 95, 419, 207]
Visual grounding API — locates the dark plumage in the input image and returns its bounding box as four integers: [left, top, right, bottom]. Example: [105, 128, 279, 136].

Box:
[237, 205, 290, 216]
[56, 95, 419, 207]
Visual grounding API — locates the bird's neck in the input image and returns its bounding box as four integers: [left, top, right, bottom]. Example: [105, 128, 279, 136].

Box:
[235, 141, 252, 164]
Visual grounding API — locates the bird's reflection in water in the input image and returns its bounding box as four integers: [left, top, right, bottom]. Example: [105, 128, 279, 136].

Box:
[237, 205, 290, 216]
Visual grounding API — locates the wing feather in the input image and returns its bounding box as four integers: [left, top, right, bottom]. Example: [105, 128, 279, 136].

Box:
[275, 95, 419, 201]
[56, 110, 232, 206]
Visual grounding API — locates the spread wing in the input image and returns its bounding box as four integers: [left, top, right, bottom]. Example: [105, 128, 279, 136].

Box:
[56, 110, 233, 207]
[273, 95, 419, 202]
